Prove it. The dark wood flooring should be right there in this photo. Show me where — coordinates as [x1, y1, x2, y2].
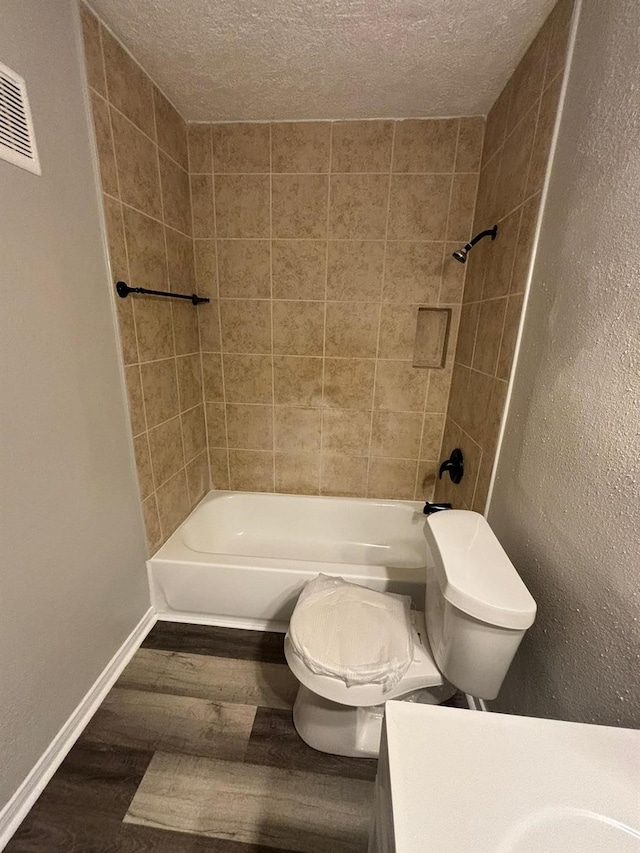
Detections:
[6, 622, 466, 852]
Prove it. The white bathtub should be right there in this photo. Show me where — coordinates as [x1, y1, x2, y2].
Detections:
[148, 490, 430, 632]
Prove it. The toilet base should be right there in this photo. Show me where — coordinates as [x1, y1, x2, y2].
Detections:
[292, 682, 456, 758]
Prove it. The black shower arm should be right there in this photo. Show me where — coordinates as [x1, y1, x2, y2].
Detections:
[461, 225, 498, 253]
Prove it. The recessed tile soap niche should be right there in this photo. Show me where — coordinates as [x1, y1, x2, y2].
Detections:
[413, 307, 451, 369]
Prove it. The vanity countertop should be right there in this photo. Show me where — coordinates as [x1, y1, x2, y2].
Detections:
[381, 701, 640, 852]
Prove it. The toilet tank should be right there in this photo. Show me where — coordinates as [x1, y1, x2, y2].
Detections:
[424, 510, 536, 700]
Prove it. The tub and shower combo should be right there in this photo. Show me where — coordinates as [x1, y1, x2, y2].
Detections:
[148, 490, 429, 630]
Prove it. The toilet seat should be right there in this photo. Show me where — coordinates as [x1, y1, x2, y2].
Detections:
[287, 574, 416, 690]
[285, 610, 443, 707]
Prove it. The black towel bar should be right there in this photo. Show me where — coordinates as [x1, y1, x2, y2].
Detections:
[115, 280, 210, 305]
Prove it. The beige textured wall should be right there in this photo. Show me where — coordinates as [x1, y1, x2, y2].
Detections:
[489, 0, 640, 727]
[0, 0, 149, 813]
[191, 119, 483, 499]
[81, 5, 209, 551]
[435, 0, 574, 511]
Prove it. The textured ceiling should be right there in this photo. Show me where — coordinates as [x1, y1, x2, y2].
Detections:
[88, 0, 558, 122]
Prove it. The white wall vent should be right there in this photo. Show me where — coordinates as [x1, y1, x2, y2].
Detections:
[0, 61, 40, 175]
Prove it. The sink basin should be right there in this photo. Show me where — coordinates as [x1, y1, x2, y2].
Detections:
[379, 702, 640, 852]
[500, 808, 640, 852]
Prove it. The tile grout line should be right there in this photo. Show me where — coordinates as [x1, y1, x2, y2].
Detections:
[209, 127, 232, 491]
[216, 296, 464, 304]
[193, 236, 466, 244]
[106, 96, 189, 174]
[101, 189, 193, 243]
[481, 79, 542, 175]
[317, 124, 334, 495]
[200, 402, 447, 413]
[452, 365, 509, 397]
[153, 80, 190, 531]
[99, 25, 140, 369]
[421, 119, 462, 501]
[189, 129, 213, 501]
[269, 123, 277, 493]
[435, 119, 471, 431]
[435, 119, 460, 309]
[201, 447, 428, 462]
[460, 293, 520, 307]
[521, 91, 546, 226]
[469, 447, 486, 511]
[449, 416, 484, 452]
[466, 120, 492, 372]
[365, 123, 396, 500]
[490, 190, 543, 239]
[474, 114, 488, 183]
[493, 206, 527, 380]
[139, 350, 460, 366]
[189, 115, 486, 126]
[185, 169, 480, 177]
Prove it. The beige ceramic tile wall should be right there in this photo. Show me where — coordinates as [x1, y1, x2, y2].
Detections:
[435, 0, 574, 511]
[191, 117, 484, 499]
[81, 5, 208, 552]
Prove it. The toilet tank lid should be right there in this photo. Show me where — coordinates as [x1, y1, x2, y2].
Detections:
[425, 510, 536, 630]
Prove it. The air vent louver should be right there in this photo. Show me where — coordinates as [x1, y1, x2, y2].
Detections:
[0, 61, 40, 175]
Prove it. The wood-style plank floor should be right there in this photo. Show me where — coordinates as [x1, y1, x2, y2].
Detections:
[6, 621, 466, 852]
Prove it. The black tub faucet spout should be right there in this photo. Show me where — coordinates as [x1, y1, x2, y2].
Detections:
[423, 502, 452, 515]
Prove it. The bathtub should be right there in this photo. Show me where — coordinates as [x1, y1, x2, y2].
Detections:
[148, 490, 430, 632]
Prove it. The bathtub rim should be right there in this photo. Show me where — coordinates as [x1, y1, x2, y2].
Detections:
[152, 489, 430, 568]
[148, 490, 431, 633]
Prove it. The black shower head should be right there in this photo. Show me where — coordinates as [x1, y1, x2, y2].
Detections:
[452, 225, 498, 263]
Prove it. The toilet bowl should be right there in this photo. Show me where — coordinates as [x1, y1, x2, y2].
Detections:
[284, 510, 537, 758]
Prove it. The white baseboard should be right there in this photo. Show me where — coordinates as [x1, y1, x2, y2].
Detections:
[0, 607, 156, 851]
[156, 610, 288, 634]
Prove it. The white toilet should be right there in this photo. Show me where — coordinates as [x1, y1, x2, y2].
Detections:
[284, 509, 537, 758]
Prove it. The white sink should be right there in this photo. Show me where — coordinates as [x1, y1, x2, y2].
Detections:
[375, 702, 640, 852]
[500, 808, 640, 852]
